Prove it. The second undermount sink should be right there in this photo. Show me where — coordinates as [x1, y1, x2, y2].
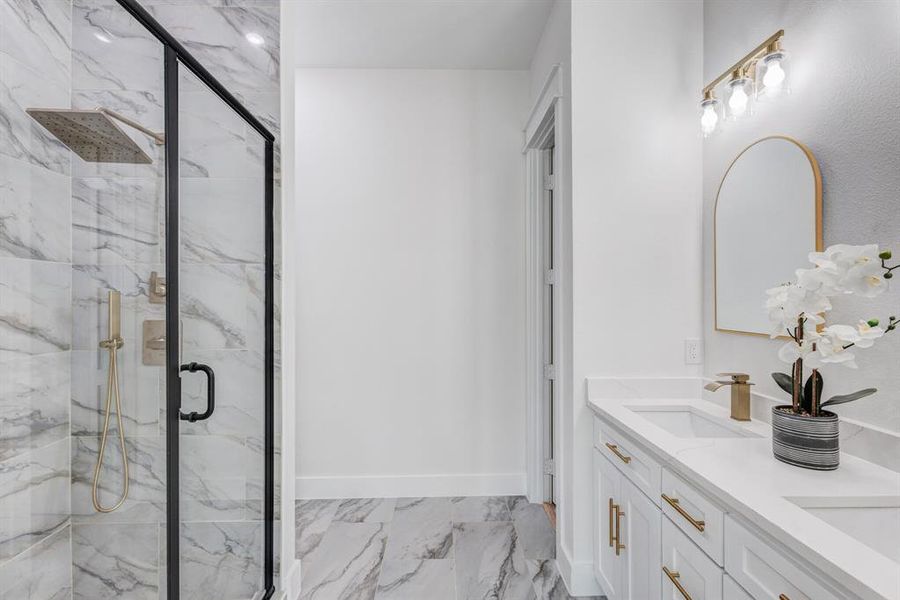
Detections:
[785, 496, 900, 564]
[628, 405, 761, 439]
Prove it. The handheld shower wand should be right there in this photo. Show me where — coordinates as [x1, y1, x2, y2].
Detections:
[93, 290, 130, 513]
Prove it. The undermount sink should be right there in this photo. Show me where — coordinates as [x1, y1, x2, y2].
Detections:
[628, 405, 761, 439]
[785, 496, 900, 564]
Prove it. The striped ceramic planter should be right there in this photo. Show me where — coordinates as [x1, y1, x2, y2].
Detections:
[771, 406, 840, 471]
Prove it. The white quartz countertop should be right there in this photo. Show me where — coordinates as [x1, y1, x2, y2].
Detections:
[588, 395, 900, 600]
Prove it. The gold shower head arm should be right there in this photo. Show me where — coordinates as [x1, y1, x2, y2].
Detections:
[97, 108, 165, 145]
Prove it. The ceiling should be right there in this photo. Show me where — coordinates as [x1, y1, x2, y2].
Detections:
[287, 0, 555, 70]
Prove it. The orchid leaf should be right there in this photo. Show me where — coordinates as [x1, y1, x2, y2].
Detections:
[771, 373, 796, 399]
[821, 388, 878, 408]
[803, 371, 823, 414]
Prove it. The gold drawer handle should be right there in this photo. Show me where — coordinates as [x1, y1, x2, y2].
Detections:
[779, 596, 791, 600]
[662, 493, 706, 533]
[605, 442, 632, 464]
[608, 498, 615, 548]
[614, 503, 625, 555]
[663, 566, 692, 600]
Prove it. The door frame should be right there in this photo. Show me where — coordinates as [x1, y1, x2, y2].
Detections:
[524, 65, 567, 505]
[114, 2, 276, 598]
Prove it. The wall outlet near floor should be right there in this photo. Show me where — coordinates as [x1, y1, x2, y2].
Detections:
[684, 338, 703, 364]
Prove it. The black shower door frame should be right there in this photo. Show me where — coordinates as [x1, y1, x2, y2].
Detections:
[114, 1, 276, 598]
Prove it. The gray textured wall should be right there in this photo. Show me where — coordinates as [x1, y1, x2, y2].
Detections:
[703, 1, 900, 435]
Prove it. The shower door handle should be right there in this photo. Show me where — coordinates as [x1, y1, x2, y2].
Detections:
[179, 362, 215, 422]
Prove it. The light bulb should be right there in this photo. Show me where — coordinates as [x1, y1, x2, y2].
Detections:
[763, 59, 786, 89]
[728, 85, 748, 116]
[700, 103, 718, 136]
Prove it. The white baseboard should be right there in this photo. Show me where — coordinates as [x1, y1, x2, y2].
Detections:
[295, 472, 526, 499]
[556, 541, 603, 597]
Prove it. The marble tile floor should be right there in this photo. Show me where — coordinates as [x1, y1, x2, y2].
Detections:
[296, 496, 605, 600]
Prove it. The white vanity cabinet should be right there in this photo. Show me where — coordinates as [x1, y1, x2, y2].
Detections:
[592, 449, 662, 600]
[592, 415, 856, 600]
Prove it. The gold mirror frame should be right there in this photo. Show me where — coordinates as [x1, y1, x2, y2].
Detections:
[714, 135, 823, 337]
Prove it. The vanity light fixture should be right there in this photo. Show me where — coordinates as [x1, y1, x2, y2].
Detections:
[700, 30, 789, 134]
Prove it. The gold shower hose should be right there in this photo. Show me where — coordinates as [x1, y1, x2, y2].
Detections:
[93, 333, 130, 512]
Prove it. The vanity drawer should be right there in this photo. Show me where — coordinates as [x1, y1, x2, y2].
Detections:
[662, 517, 723, 600]
[724, 574, 753, 600]
[724, 516, 843, 600]
[661, 468, 725, 565]
[595, 419, 661, 505]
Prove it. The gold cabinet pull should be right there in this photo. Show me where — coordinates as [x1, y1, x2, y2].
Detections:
[663, 566, 692, 600]
[662, 493, 706, 533]
[605, 442, 632, 464]
[779, 596, 791, 600]
[608, 498, 615, 547]
[614, 504, 625, 555]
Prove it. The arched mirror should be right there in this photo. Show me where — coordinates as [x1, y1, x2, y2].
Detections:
[715, 136, 822, 336]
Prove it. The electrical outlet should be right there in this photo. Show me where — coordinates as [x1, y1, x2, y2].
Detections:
[685, 338, 703, 364]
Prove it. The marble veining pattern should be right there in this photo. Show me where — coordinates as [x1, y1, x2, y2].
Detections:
[0, 436, 70, 560]
[0, 351, 70, 461]
[0, 523, 72, 600]
[296, 496, 599, 600]
[73, 522, 159, 600]
[0, 155, 72, 262]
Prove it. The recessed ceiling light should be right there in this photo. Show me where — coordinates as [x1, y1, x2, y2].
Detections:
[245, 32, 265, 46]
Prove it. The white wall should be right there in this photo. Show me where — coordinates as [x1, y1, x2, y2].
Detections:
[703, 1, 900, 437]
[565, 0, 704, 594]
[294, 68, 530, 497]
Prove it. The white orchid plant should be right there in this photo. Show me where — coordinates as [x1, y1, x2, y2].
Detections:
[765, 244, 898, 417]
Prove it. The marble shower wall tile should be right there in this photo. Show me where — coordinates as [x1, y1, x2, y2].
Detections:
[180, 262, 264, 351]
[72, 0, 163, 93]
[72, 177, 163, 265]
[0, 52, 72, 175]
[0, 351, 70, 461]
[0, 437, 70, 560]
[147, 4, 279, 92]
[0, 258, 72, 360]
[180, 521, 264, 600]
[73, 522, 159, 600]
[71, 434, 165, 523]
[0, 0, 72, 89]
[0, 156, 72, 262]
[179, 434, 259, 521]
[180, 178, 264, 263]
[0, 523, 72, 600]
[70, 348, 160, 438]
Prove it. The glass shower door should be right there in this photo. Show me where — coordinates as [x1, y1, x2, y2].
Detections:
[172, 61, 268, 600]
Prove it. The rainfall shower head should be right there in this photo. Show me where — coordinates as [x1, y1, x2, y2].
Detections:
[26, 107, 164, 164]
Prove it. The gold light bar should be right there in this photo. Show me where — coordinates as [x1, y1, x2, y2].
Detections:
[703, 30, 785, 95]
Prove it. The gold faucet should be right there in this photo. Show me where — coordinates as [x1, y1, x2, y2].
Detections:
[704, 373, 753, 421]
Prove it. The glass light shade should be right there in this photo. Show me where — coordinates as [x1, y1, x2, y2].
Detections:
[756, 50, 791, 100]
[725, 76, 754, 120]
[699, 97, 722, 137]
